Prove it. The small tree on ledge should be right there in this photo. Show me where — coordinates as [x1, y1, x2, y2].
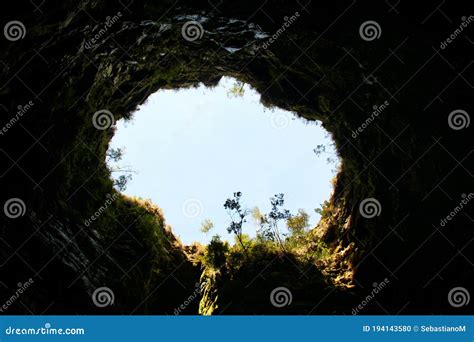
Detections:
[223, 192, 249, 252]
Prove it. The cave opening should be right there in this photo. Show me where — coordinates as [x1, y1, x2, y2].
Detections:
[107, 76, 340, 245]
[2, 0, 470, 315]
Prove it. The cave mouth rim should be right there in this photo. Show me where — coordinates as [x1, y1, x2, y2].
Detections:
[105, 76, 342, 245]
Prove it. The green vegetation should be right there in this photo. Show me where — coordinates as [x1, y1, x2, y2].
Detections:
[200, 219, 214, 235]
[252, 193, 291, 250]
[222, 192, 330, 257]
[203, 235, 229, 269]
[83, 195, 199, 313]
[314, 200, 331, 220]
[197, 231, 335, 314]
[227, 80, 245, 98]
[106, 147, 134, 191]
[193, 192, 336, 314]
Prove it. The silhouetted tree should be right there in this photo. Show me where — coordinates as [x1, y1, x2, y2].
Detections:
[253, 193, 291, 251]
[106, 147, 124, 162]
[106, 147, 135, 191]
[223, 192, 249, 252]
[313, 144, 337, 164]
[114, 174, 132, 191]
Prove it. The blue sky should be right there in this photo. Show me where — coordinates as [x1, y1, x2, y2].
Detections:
[108, 77, 338, 245]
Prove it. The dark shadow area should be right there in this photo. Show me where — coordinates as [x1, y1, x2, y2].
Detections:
[0, 0, 472, 315]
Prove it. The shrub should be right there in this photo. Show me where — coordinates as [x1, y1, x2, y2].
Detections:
[204, 235, 230, 269]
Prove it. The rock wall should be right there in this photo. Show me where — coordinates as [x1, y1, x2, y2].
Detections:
[0, 0, 472, 314]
